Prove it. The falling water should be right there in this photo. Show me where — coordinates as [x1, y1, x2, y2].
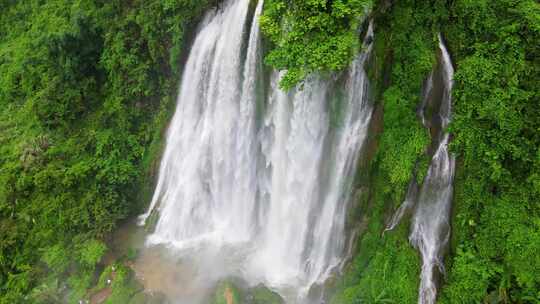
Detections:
[384, 179, 419, 232]
[384, 34, 455, 304]
[410, 35, 455, 304]
[139, 0, 374, 301]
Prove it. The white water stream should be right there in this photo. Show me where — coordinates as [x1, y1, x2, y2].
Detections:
[385, 35, 456, 304]
[410, 36, 455, 304]
[139, 0, 374, 302]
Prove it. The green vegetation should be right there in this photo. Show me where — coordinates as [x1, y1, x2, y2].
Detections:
[100, 264, 142, 304]
[31, 238, 106, 303]
[0, 0, 214, 302]
[246, 285, 284, 304]
[260, 0, 372, 89]
[440, 1, 540, 302]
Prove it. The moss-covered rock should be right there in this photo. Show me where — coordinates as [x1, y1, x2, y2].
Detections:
[212, 281, 243, 304]
[245, 285, 284, 304]
[211, 281, 285, 304]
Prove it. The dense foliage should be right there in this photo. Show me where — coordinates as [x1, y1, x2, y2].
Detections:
[260, 0, 371, 89]
[441, 0, 540, 302]
[0, 0, 213, 302]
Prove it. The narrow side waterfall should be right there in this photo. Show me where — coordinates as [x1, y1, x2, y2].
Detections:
[384, 34, 455, 304]
[410, 36, 455, 304]
[139, 0, 374, 301]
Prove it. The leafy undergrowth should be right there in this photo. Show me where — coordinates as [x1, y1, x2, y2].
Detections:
[439, 1, 540, 302]
[0, 0, 214, 301]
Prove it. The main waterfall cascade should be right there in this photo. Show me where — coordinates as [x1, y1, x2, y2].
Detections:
[385, 35, 456, 304]
[139, 0, 375, 302]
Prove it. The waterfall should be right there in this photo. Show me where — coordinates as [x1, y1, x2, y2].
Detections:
[139, 0, 374, 301]
[384, 179, 419, 232]
[410, 35, 455, 304]
[385, 34, 455, 304]
[139, 0, 254, 244]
